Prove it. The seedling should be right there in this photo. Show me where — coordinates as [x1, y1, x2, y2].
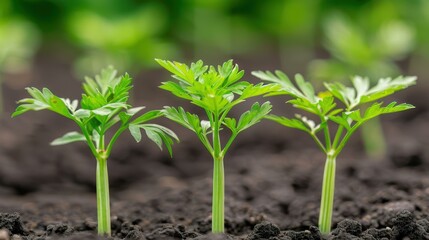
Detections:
[253, 71, 416, 234]
[12, 67, 178, 236]
[309, 13, 415, 159]
[157, 59, 279, 233]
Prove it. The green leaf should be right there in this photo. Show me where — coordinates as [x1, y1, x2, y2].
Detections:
[119, 106, 145, 124]
[129, 124, 142, 142]
[236, 102, 272, 133]
[74, 109, 91, 118]
[159, 81, 193, 100]
[12, 87, 73, 119]
[362, 102, 415, 121]
[50, 131, 86, 146]
[239, 83, 280, 100]
[329, 114, 351, 130]
[360, 76, 416, 103]
[131, 110, 163, 125]
[156, 59, 200, 84]
[130, 123, 179, 157]
[265, 115, 310, 133]
[162, 106, 202, 134]
[223, 117, 237, 133]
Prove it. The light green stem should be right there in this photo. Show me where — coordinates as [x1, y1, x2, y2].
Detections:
[361, 117, 386, 160]
[96, 156, 111, 236]
[0, 79, 3, 115]
[212, 156, 225, 233]
[318, 154, 336, 234]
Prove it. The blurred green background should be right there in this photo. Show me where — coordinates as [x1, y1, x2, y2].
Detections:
[0, 0, 427, 174]
[2, 0, 428, 77]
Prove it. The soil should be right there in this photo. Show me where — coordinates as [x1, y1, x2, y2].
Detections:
[1, 54, 429, 240]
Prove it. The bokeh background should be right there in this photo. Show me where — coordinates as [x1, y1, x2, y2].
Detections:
[0, 0, 427, 196]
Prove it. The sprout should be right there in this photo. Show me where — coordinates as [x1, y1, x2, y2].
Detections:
[12, 67, 178, 236]
[253, 70, 416, 234]
[157, 59, 279, 233]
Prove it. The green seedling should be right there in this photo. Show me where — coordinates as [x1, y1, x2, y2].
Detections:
[12, 67, 178, 236]
[253, 71, 416, 234]
[309, 13, 415, 159]
[157, 59, 278, 233]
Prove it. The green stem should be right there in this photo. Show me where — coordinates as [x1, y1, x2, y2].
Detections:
[361, 117, 386, 160]
[334, 123, 361, 156]
[212, 156, 225, 233]
[211, 113, 225, 233]
[78, 125, 98, 157]
[222, 133, 237, 156]
[96, 156, 111, 236]
[106, 126, 127, 156]
[332, 126, 344, 149]
[0, 79, 3, 115]
[310, 133, 327, 153]
[213, 117, 221, 158]
[318, 154, 336, 235]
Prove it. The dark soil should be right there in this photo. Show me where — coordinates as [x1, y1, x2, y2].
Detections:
[1, 54, 429, 240]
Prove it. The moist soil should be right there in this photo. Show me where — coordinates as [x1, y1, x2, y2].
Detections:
[1, 55, 429, 239]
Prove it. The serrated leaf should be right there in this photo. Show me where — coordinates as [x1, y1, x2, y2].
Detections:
[92, 108, 112, 116]
[131, 110, 163, 125]
[12, 87, 74, 119]
[265, 115, 310, 133]
[347, 110, 362, 122]
[236, 102, 272, 133]
[130, 123, 179, 157]
[156, 59, 197, 85]
[119, 107, 146, 124]
[159, 81, 193, 100]
[361, 76, 416, 103]
[239, 83, 280, 100]
[162, 107, 202, 134]
[362, 102, 415, 121]
[129, 124, 142, 142]
[223, 117, 237, 133]
[50, 132, 86, 146]
[74, 109, 91, 118]
[329, 115, 351, 130]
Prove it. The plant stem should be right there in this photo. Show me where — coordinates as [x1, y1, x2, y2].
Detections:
[96, 156, 111, 236]
[361, 117, 386, 160]
[318, 154, 336, 235]
[0, 80, 3, 115]
[212, 156, 225, 233]
[211, 114, 225, 233]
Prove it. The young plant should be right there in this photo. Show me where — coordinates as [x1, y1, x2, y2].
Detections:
[253, 71, 416, 234]
[12, 67, 178, 236]
[157, 59, 279, 233]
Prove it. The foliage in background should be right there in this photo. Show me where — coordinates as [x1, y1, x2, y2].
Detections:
[66, 3, 177, 75]
[0, 5, 40, 114]
[309, 13, 414, 82]
[5, 0, 429, 74]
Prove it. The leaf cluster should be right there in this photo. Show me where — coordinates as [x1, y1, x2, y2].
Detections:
[158, 59, 278, 158]
[13, 66, 177, 158]
[253, 70, 416, 157]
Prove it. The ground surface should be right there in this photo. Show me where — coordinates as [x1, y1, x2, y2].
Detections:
[1, 55, 428, 239]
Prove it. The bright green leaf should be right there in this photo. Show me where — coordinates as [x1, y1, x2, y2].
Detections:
[50, 131, 86, 146]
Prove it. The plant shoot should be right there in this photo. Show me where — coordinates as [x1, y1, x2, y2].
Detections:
[12, 67, 178, 236]
[253, 71, 416, 234]
[157, 59, 279, 233]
